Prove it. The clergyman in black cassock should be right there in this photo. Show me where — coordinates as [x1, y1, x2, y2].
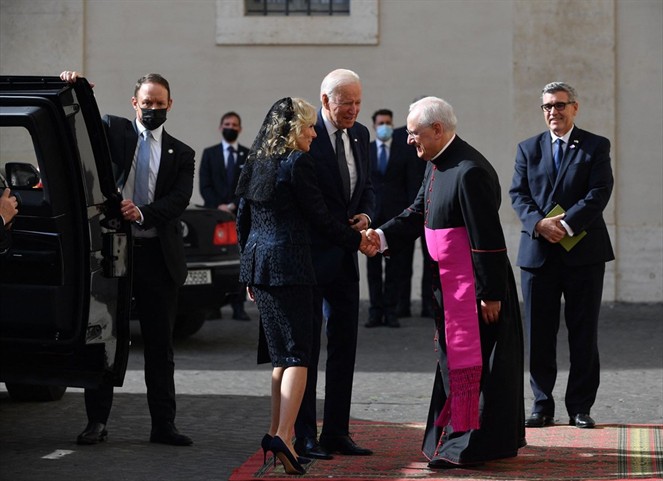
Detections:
[367, 96, 526, 468]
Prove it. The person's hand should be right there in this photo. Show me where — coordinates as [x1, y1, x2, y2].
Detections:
[359, 229, 380, 257]
[120, 199, 141, 223]
[60, 70, 95, 88]
[359, 230, 378, 257]
[480, 300, 501, 324]
[218, 203, 234, 214]
[535, 214, 566, 243]
[0, 188, 18, 229]
[349, 214, 369, 231]
[246, 286, 255, 302]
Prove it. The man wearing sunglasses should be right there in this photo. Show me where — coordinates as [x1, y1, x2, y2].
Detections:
[510, 82, 614, 430]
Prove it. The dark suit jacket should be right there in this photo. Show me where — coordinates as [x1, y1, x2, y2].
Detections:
[103, 115, 195, 285]
[237, 150, 361, 287]
[510, 126, 614, 268]
[0, 225, 10, 254]
[308, 110, 374, 284]
[199, 142, 249, 209]
[369, 137, 421, 226]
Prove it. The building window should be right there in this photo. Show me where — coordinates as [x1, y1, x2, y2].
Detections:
[216, 0, 377, 45]
[245, 0, 350, 16]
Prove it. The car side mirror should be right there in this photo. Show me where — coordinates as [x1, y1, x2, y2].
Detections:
[5, 162, 41, 189]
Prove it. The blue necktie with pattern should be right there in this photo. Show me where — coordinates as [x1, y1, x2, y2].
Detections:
[134, 131, 151, 205]
[553, 138, 564, 176]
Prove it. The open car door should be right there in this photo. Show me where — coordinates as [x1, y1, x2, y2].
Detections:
[0, 76, 131, 400]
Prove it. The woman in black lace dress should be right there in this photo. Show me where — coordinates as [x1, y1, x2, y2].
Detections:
[235, 98, 371, 474]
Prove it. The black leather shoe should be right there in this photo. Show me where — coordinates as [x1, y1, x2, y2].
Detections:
[294, 437, 333, 460]
[319, 434, 373, 456]
[364, 317, 383, 328]
[76, 422, 107, 445]
[569, 413, 595, 428]
[233, 309, 251, 321]
[150, 423, 193, 446]
[525, 413, 555, 427]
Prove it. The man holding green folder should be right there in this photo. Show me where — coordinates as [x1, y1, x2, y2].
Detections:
[510, 82, 614, 430]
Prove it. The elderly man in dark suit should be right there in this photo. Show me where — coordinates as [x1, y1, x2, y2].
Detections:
[61, 70, 194, 447]
[294, 68, 375, 460]
[510, 82, 614, 430]
[199, 111, 251, 320]
[364, 109, 421, 328]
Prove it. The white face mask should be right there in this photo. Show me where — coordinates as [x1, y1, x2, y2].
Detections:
[376, 124, 393, 141]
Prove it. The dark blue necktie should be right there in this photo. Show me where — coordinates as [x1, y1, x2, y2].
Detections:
[553, 138, 564, 176]
[335, 130, 351, 201]
[378, 144, 388, 175]
[134, 131, 151, 205]
[227, 146, 236, 190]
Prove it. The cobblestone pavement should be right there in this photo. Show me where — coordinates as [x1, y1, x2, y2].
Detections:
[1, 302, 661, 481]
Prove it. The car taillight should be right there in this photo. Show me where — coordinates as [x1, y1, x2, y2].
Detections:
[213, 220, 237, 246]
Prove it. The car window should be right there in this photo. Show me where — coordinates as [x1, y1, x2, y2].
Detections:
[0, 125, 43, 193]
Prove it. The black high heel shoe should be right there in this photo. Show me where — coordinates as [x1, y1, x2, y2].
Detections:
[261, 434, 311, 465]
[261, 434, 272, 464]
[270, 435, 305, 475]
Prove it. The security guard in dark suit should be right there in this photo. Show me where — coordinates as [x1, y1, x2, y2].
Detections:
[61, 70, 195, 446]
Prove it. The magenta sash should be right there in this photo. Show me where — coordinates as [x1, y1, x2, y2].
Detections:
[425, 226, 482, 432]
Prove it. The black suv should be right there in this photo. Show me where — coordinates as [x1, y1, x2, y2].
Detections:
[0, 76, 241, 401]
[0, 76, 132, 401]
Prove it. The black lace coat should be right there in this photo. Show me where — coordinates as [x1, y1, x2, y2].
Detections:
[237, 150, 361, 287]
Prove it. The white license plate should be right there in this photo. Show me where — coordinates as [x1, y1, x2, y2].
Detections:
[184, 269, 212, 286]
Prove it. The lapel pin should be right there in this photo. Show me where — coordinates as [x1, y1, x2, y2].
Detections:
[168, 149, 174, 154]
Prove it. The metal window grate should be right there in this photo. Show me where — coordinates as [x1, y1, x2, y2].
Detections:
[245, 0, 350, 16]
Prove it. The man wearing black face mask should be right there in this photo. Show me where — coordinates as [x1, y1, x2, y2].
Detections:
[199, 111, 251, 321]
[60, 70, 195, 447]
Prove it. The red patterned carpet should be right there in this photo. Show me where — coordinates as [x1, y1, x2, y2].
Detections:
[229, 421, 662, 480]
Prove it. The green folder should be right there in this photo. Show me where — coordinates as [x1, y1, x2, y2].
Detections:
[545, 204, 587, 252]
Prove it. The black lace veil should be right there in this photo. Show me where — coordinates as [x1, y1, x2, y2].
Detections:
[235, 97, 295, 202]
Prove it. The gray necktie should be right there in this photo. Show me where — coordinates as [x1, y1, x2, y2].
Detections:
[134, 131, 151, 205]
[335, 130, 351, 201]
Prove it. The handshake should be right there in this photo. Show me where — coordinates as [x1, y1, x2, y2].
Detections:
[359, 229, 381, 257]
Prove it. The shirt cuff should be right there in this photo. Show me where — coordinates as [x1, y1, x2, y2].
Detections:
[375, 228, 388, 253]
[136, 207, 145, 225]
[560, 219, 575, 236]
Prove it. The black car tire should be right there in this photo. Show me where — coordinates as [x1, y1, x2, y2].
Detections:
[5, 383, 67, 402]
[173, 310, 207, 339]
